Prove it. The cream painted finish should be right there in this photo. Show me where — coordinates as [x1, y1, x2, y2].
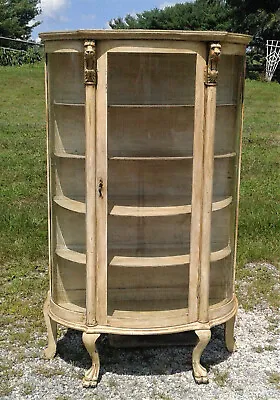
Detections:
[41, 30, 250, 387]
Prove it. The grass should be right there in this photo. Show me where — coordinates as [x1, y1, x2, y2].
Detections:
[212, 368, 230, 387]
[36, 365, 65, 378]
[236, 79, 280, 308]
[0, 64, 279, 342]
[267, 372, 280, 390]
[238, 79, 280, 267]
[0, 63, 47, 335]
[22, 382, 34, 396]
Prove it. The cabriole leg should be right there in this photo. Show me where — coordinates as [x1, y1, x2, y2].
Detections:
[82, 333, 101, 387]
[225, 314, 237, 352]
[43, 291, 57, 359]
[192, 329, 211, 384]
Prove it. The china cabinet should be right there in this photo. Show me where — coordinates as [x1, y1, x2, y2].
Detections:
[40, 29, 251, 386]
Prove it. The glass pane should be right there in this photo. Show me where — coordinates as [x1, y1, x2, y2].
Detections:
[107, 52, 196, 316]
[108, 107, 194, 158]
[108, 53, 196, 105]
[48, 53, 85, 103]
[108, 159, 193, 208]
[52, 257, 86, 309]
[48, 52, 86, 310]
[53, 104, 85, 156]
[217, 55, 244, 105]
[209, 256, 233, 306]
[210, 55, 245, 304]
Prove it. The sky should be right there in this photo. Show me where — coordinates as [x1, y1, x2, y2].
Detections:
[33, 1, 183, 40]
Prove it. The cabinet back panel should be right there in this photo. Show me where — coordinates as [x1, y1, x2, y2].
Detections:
[54, 158, 85, 199]
[53, 105, 85, 155]
[217, 55, 244, 105]
[108, 215, 191, 255]
[53, 257, 86, 308]
[48, 53, 85, 103]
[211, 207, 232, 251]
[209, 256, 233, 305]
[215, 106, 238, 154]
[108, 265, 189, 289]
[213, 158, 235, 198]
[108, 107, 194, 157]
[108, 160, 193, 206]
[55, 207, 85, 249]
[107, 53, 196, 105]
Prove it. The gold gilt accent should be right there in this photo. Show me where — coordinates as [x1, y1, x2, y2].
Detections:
[84, 40, 96, 85]
[205, 43, 221, 86]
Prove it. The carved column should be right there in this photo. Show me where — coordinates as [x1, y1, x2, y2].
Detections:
[84, 40, 97, 325]
[199, 43, 221, 323]
[84, 40, 97, 85]
[205, 43, 221, 86]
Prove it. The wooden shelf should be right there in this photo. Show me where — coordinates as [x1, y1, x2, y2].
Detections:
[108, 303, 189, 327]
[109, 196, 232, 217]
[54, 196, 85, 213]
[109, 245, 231, 267]
[110, 204, 191, 217]
[54, 101, 85, 107]
[109, 154, 235, 162]
[56, 247, 86, 264]
[108, 104, 194, 108]
[109, 156, 193, 161]
[110, 254, 190, 267]
[53, 151, 85, 159]
[59, 302, 86, 313]
[212, 196, 232, 211]
[53, 195, 232, 217]
[214, 152, 236, 159]
[210, 244, 231, 262]
[216, 103, 237, 107]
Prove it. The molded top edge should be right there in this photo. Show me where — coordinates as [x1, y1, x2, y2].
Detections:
[39, 29, 251, 44]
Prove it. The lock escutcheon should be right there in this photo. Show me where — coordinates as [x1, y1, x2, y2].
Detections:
[98, 179, 103, 198]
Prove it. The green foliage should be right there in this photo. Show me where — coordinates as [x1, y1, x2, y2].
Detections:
[110, 0, 280, 81]
[0, 0, 41, 39]
[227, 1, 280, 80]
[110, 1, 232, 31]
[0, 46, 42, 66]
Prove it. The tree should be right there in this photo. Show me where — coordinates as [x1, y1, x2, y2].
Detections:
[227, 0, 280, 80]
[110, 1, 233, 32]
[0, 0, 41, 40]
[110, 1, 280, 81]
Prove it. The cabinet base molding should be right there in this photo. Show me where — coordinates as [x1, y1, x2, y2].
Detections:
[44, 294, 238, 385]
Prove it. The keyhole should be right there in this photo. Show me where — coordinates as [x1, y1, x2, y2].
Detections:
[98, 179, 103, 198]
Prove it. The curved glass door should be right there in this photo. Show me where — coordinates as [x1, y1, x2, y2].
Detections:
[105, 50, 197, 322]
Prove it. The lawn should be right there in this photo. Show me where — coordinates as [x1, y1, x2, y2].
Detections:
[0, 63, 279, 333]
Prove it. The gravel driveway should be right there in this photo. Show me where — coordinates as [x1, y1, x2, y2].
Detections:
[1, 304, 279, 400]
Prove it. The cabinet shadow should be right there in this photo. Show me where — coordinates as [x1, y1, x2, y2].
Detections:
[56, 324, 232, 378]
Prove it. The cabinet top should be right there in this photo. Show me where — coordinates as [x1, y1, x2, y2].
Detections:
[39, 29, 251, 44]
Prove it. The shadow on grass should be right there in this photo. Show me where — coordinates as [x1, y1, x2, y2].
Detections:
[56, 324, 232, 380]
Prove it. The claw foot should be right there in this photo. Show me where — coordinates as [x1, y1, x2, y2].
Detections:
[44, 345, 57, 360]
[193, 365, 209, 384]
[82, 332, 100, 388]
[82, 365, 99, 388]
[192, 329, 211, 384]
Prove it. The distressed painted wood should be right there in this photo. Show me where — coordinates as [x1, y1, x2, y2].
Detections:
[193, 329, 211, 383]
[41, 30, 250, 386]
[82, 333, 101, 387]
